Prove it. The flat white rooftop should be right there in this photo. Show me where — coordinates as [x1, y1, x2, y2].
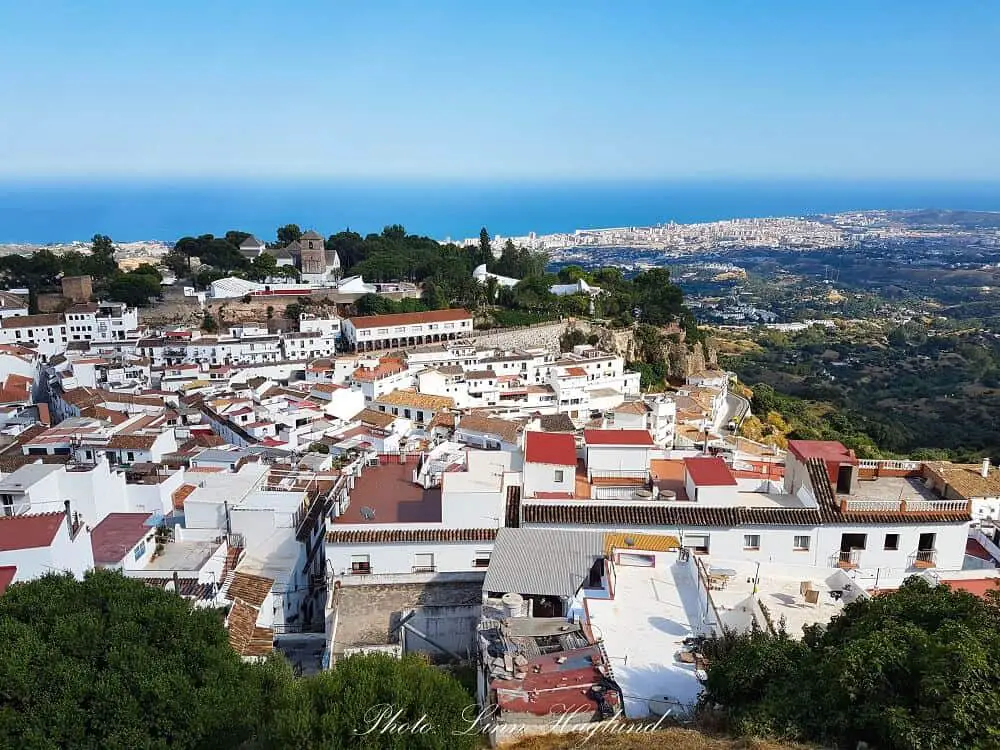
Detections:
[735, 491, 810, 509]
[707, 558, 858, 637]
[584, 555, 703, 718]
[144, 541, 220, 572]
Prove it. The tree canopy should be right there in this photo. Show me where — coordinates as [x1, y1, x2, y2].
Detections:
[0, 572, 481, 750]
[0, 571, 260, 749]
[702, 577, 1000, 750]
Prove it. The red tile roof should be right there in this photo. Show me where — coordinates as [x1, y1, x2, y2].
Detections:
[788, 440, 856, 465]
[564, 366, 587, 377]
[524, 431, 577, 466]
[348, 308, 471, 330]
[684, 456, 738, 486]
[172, 484, 197, 510]
[0, 565, 16, 595]
[583, 428, 654, 446]
[90, 513, 153, 565]
[0, 512, 64, 551]
[326, 528, 497, 544]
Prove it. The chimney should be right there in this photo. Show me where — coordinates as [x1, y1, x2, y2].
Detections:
[63, 500, 72, 534]
[983, 458, 991, 479]
[172, 570, 180, 593]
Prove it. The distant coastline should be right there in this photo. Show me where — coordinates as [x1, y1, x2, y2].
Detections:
[1, 178, 1000, 245]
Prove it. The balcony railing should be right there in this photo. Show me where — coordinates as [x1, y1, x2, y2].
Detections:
[841, 497, 968, 514]
[909, 549, 937, 569]
[411, 566, 437, 574]
[832, 550, 861, 569]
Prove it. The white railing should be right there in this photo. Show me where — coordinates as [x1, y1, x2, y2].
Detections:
[907, 499, 968, 513]
[857, 459, 921, 472]
[592, 486, 645, 501]
[843, 498, 903, 513]
[843, 497, 967, 514]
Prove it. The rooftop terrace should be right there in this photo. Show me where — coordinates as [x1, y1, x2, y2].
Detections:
[333, 456, 441, 525]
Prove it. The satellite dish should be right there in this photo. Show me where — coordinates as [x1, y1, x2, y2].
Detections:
[360, 506, 376, 520]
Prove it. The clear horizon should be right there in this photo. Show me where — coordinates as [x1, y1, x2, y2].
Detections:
[1, 2, 998, 181]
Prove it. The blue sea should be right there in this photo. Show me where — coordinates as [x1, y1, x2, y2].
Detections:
[1, 179, 1000, 245]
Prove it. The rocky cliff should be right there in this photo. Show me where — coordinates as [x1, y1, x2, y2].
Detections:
[565, 320, 718, 380]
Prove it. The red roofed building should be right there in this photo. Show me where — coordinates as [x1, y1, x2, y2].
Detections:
[0, 510, 93, 582]
[343, 309, 473, 352]
[683, 456, 739, 504]
[523, 431, 578, 498]
[90, 512, 157, 570]
[582, 429, 656, 484]
[0, 565, 16, 596]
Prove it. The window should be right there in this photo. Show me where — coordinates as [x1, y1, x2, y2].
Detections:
[884, 533, 900, 550]
[134, 541, 146, 561]
[683, 534, 710, 554]
[126, 452, 135, 462]
[743, 534, 760, 550]
[350, 554, 371, 574]
[473, 550, 491, 568]
[793, 535, 811, 551]
[554, 469, 564, 482]
[413, 553, 435, 572]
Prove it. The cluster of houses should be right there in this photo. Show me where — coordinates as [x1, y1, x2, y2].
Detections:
[1, 290, 999, 744]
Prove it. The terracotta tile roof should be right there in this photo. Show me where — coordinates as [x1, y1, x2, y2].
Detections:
[524, 431, 576, 466]
[684, 456, 737, 486]
[1, 313, 64, 329]
[564, 366, 587, 377]
[374, 389, 453, 412]
[227, 600, 274, 657]
[90, 513, 153, 565]
[604, 532, 680, 555]
[348, 308, 471, 330]
[0, 453, 70, 474]
[0, 512, 65, 551]
[172, 484, 197, 510]
[326, 528, 497, 544]
[925, 461, 1000, 500]
[0, 565, 16, 595]
[536, 413, 575, 433]
[79, 405, 129, 425]
[456, 413, 523, 444]
[614, 400, 651, 415]
[428, 411, 455, 430]
[465, 370, 497, 380]
[583, 428, 654, 446]
[352, 408, 396, 429]
[226, 572, 274, 607]
[106, 434, 158, 450]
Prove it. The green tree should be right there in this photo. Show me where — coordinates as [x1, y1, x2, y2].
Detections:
[276, 224, 302, 246]
[0, 571, 261, 749]
[702, 577, 1000, 749]
[283, 302, 304, 321]
[163, 251, 191, 278]
[202, 311, 219, 333]
[256, 653, 479, 750]
[249, 253, 278, 282]
[355, 293, 395, 316]
[107, 271, 161, 307]
[85, 233, 119, 277]
[132, 263, 163, 282]
[477, 227, 493, 268]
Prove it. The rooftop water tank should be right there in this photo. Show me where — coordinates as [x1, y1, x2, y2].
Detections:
[501, 592, 524, 618]
[658, 489, 677, 501]
[634, 489, 653, 500]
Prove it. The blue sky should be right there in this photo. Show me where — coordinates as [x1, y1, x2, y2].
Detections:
[1, 1, 997, 180]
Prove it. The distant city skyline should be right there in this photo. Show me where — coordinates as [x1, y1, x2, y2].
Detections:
[1, 1, 999, 181]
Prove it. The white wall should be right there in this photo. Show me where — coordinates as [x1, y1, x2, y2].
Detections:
[0, 522, 95, 581]
[523, 460, 575, 497]
[585, 445, 650, 475]
[126, 470, 185, 517]
[327, 540, 492, 577]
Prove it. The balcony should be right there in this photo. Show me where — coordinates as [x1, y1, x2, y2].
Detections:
[411, 566, 437, 574]
[832, 550, 861, 569]
[909, 549, 937, 569]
